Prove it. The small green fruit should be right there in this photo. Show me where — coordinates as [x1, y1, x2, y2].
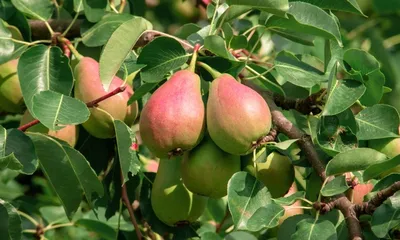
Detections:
[207, 74, 271, 155]
[0, 59, 24, 113]
[74, 57, 138, 139]
[151, 157, 207, 226]
[181, 136, 240, 198]
[243, 151, 294, 198]
[369, 137, 400, 176]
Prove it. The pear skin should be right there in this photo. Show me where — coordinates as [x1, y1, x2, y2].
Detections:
[0, 59, 24, 113]
[369, 137, 400, 176]
[182, 136, 240, 198]
[207, 74, 271, 155]
[151, 157, 207, 226]
[74, 57, 138, 138]
[139, 70, 205, 157]
[243, 151, 294, 198]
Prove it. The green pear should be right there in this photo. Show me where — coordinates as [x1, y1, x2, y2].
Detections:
[181, 136, 240, 198]
[369, 137, 400, 176]
[207, 74, 271, 155]
[151, 157, 207, 226]
[139, 70, 205, 157]
[0, 59, 24, 113]
[243, 151, 294, 198]
[20, 110, 78, 147]
[74, 57, 138, 139]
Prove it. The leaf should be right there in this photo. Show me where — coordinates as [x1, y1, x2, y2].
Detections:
[81, 13, 135, 47]
[0, 0, 16, 20]
[274, 191, 306, 205]
[28, 133, 104, 219]
[268, 139, 299, 151]
[320, 175, 349, 196]
[39, 206, 69, 225]
[226, 0, 289, 16]
[204, 35, 235, 60]
[229, 35, 248, 49]
[0, 20, 14, 65]
[371, 203, 400, 238]
[18, 45, 74, 118]
[174, 23, 201, 39]
[277, 214, 313, 240]
[187, 25, 211, 45]
[127, 82, 158, 105]
[325, 148, 388, 176]
[75, 219, 116, 240]
[372, 174, 400, 192]
[322, 80, 366, 116]
[363, 155, 400, 181]
[291, 218, 337, 240]
[137, 37, 190, 83]
[245, 64, 285, 96]
[246, 203, 285, 231]
[355, 104, 400, 140]
[200, 232, 222, 240]
[100, 17, 152, 89]
[372, 0, 400, 14]
[263, 2, 342, 47]
[10, 0, 54, 20]
[83, 0, 107, 23]
[114, 120, 141, 184]
[291, 0, 365, 15]
[227, 172, 273, 230]
[198, 56, 246, 79]
[32, 90, 90, 131]
[0, 199, 22, 240]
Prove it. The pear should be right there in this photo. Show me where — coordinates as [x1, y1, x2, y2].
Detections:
[20, 110, 78, 147]
[346, 182, 374, 205]
[243, 151, 294, 198]
[207, 74, 271, 155]
[181, 135, 240, 198]
[369, 137, 400, 176]
[139, 70, 205, 157]
[151, 156, 207, 226]
[74, 57, 138, 139]
[0, 59, 24, 113]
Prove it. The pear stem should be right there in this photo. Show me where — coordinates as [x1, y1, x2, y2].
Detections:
[188, 44, 201, 73]
[196, 61, 221, 79]
[58, 37, 83, 61]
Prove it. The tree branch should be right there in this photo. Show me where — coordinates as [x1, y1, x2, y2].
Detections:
[273, 89, 326, 115]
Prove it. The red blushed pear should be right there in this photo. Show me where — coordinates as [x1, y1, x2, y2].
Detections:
[74, 57, 138, 139]
[207, 74, 272, 155]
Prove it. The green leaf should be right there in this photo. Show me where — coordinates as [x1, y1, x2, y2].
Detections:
[270, 28, 315, 46]
[28, 133, 104, 219]
[75, 219, 116, 240]
[74, 0, 84, 12]
[204, 35, 235, 60]
[174, 23, 201, 39]
[0, 199, 22, 240]
[39, 206, 69, 224]
[11, 0, 54, 20]
[320, 175, 349, 196]
[372, 174, 400, 192]
[216, 6, 252, 27]
[226, 0, 289, 16]
[291, 218, 337, 240]
[18, 45, 74, 118]
[137, 37, 190, 83]
[371, 0, 400, 15]
[200, 232, 222, 240]
[274, 191, 305, 205]
[246, 203, 285, 231]
[363, 155, 400, 181]
[0, 0, 16, 20]
[322, 80, 366, 116]
[229, 35, 248, 49]
[127, 83, 158, 105]
[325, 148, 388, 176]
[32, 90, 90, 131]
[199, 56, 246, 79]
[371, 203, 400, 238]
[114, 120, 141, 184]
[290, 0, 365, 15]
[83, 0, 107, 23]
[187, 25, 210, 45]
[100, 17, 152, 89]
[0, 126, 22, 171]
[278, 215, 313, 240]
[262, 2, 342, 47]
[227, 171, 272, 230]
[0, 20, 14, 65]
[224, 231, 257, 240]
[81, 13, 135, 47]
[355, 104, 400, 140]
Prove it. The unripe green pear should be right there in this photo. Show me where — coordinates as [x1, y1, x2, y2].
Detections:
[243, 151, 294, 198]
[151, 157, 207, 226]
[74, 57, 138, 139]
[207, 74, 271, 155]
[139, 70, 205, 157]
[20, 110, 78, 147]
[0, 59, 24, 113]
[369, 137, 400, 176]
[181, 136, 240, 198]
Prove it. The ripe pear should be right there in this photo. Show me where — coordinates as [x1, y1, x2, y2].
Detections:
[181, 136, 240, 198]
[74, 57, 138, 139]
[151, 157, 207, 226]
[346, 182, 374, 205]
[369, 137, 400, 176]
[243, 151, 294, 198]
[0, 59, 24, 113]
[20, 110, 78, 147]
[207, 74, 271, 155]
[139, 70, 205, 157]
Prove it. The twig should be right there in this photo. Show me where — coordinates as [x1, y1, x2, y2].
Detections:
[273, 89, 326, 115]
[18, 86, 126, 132]
[216, 208, 230, 233]
[120, 169, 142, 240]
